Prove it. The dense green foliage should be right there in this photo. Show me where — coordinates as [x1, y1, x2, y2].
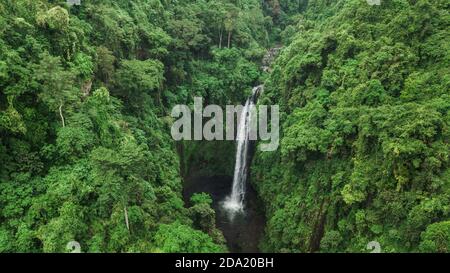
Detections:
[1, 0, 448, 254]
[253, 0, 449, 253]
[0, 0, 270, 253]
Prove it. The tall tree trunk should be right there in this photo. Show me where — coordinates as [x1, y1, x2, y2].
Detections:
[219, 28, 223, 49]
[59, 103, 65, 127]
[124, 206, 130, 232]
[227, 31, 232, 48]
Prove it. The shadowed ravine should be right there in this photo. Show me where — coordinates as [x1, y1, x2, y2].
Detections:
[182, 47, 282, 253]
[181, 99, 266, 252]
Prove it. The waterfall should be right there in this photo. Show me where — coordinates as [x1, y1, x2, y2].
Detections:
[223, 85, 263, 214]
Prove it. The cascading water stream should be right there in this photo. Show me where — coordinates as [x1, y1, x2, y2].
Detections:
[223, 85, 263, 215]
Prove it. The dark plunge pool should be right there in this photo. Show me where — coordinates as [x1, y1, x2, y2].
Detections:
[183, 175, 266, 253]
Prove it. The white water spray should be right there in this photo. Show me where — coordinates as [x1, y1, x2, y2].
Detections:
[223, 85, 263, 214]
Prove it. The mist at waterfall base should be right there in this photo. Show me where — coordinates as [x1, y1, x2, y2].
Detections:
[222, 86, 262, 219]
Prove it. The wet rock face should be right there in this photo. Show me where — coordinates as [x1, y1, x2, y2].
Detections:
[261, 46, 283, 72]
